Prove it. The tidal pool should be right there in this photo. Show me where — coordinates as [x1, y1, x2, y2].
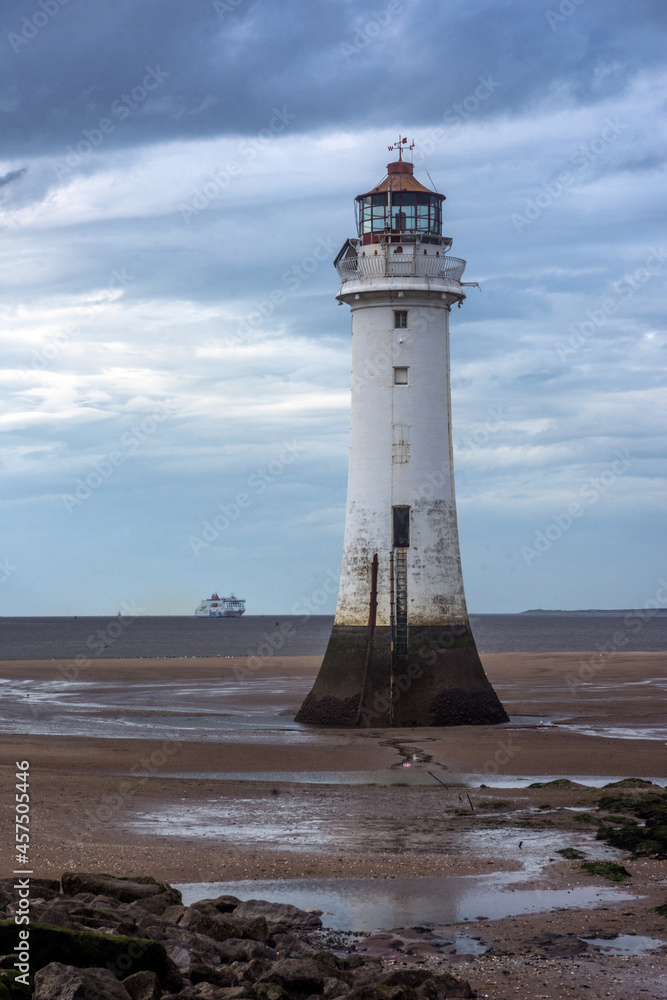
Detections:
[175, 876, 638, 932]
[580, 934, 666, 955]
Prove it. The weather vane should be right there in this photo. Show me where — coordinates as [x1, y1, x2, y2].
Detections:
[388, 135, 414, 160]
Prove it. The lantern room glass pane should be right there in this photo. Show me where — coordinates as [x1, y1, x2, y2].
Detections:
[361, 194, 387, 233]
[391, 192, 416, 231]
[429, 195, 441, 234]
[358, 190, 440, 237]
[359, 196, 372, 234]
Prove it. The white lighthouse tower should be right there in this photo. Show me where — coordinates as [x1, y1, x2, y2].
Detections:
[297, 140, 508, 727]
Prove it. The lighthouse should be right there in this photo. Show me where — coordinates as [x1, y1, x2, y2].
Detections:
[296, 140, 508, 728]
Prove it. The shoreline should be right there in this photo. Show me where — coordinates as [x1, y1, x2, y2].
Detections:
[2, 651, 665, 881]
[3, 651, 666, 998]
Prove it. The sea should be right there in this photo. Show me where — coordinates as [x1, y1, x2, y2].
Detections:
[1, 611, 666, 660]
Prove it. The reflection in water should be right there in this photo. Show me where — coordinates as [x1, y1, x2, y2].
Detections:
[175, 877, 637, 932]
[580, 934, 665, 955]
[126, 803, 626, 876]
[453, 932, 488, 955]
[4, 674, 666, 753]
[558, 722, 667, 741]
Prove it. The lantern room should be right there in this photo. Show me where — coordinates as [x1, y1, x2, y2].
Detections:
[355, 156, 445, 246]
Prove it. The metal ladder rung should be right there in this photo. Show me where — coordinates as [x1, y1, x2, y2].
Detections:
[394, 549, 408, 656]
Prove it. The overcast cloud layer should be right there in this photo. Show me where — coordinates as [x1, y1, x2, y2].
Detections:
[1, 0, 665, 616]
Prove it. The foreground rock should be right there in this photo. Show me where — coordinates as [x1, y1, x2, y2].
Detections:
[233, 900, 323, 931]
[0, 874, 475, 999]
[34, 962, 132, 999]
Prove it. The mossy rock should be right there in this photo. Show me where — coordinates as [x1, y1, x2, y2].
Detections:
[0, 921, 175, 987]
[654, 902, 667, 918]
[603, 778, 656, 789]
[594, 791, 667, 857]
[580, 861, 631, 882]
[0, 969, 31, 1000]
[596, 793, 643, 813]
[557, 847, 585, 859]
[477, 800, 509, 811]
[250, 984, 290, 1000]
[634, 838, 667, 857]
[574, 813, 603, 825]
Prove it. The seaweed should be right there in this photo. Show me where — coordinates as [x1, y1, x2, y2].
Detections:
[594, 791, 667, 858]
[574, 813, 603, 825]
[580, 861, 631, 882]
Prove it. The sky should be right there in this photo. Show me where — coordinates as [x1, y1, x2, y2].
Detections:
[1, 0, 665, 616]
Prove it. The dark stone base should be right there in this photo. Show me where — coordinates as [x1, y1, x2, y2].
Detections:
[295, 623, 509, 727]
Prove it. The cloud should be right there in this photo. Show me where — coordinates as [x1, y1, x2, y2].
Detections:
[0, 167, 26, 188]
[0, 0, 665, 613]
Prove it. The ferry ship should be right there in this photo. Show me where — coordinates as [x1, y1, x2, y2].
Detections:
[195, 593, 246, 618]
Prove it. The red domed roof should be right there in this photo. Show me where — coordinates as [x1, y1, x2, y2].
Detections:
[356, 160, 445, 201]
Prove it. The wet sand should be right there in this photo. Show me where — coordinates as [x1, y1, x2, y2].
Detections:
[1, 651, 666, 999]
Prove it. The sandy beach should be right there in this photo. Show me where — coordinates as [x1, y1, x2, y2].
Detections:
[2, 651, 666, 998]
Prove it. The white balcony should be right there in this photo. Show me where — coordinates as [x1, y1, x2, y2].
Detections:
[336, 253, 466, 283]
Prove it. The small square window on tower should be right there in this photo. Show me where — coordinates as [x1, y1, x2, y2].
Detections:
[393, 366, 409, 385]
[394, 310, 408, 328]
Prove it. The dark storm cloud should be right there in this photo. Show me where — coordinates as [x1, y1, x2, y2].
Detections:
[0, 167, 26, 187]
[1, 0, 666, 157]
[1, 0, 665, 614]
